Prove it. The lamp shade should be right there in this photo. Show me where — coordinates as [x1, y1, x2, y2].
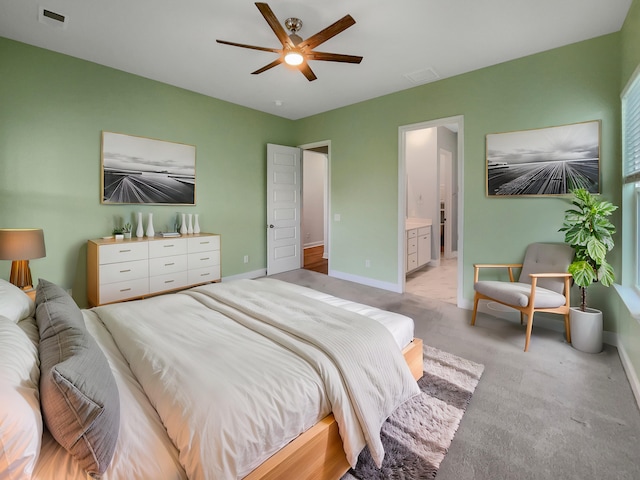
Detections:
[0, 229, 46, 260]
[0, 229, 46, 288]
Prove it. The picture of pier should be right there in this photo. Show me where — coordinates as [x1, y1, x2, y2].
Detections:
[101, 132, 196, 205]
[486, 121, 600, 196]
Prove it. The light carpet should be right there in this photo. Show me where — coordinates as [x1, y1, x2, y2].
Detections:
[342, 345, 484, 479]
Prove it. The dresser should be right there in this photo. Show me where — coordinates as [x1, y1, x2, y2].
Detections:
[87, 233, 220, 307]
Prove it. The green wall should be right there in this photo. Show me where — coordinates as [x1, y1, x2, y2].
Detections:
[0, 37, 295, 306]
[296, 33, 623, 319]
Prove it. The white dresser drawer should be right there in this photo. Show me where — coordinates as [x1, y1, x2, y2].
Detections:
[188, 236, 220, 253]
[99, 242, 148, 265]
[407, 229, 417, 239]
[407, 238, 417, 254]
[418, 226, 431, 236]
[99, 259, 149, 285]
[149, 255, 187, 277]
[188, 251, 220, 270]
[407, 253, 418, 271]
[100, 278, 149, 305]
[149, 271, 189, 294]
[188, 265, 220, 285]
[149, 238, 188, 258]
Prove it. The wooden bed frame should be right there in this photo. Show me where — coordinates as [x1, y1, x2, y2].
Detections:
[245, 338, 424, 480]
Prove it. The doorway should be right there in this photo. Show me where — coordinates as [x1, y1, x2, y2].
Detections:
[398, 116, 464, 305]
[301, 142, 330, 275]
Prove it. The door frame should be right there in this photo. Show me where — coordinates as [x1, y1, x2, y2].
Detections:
[299, 140, 331, 270]
[398, 115, 464, 305]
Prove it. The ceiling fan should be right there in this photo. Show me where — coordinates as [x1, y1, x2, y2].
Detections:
[216, 2, 363, 81]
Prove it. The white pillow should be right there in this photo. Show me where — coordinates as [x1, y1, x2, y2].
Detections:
[0, 315, 42, 479]
[0, 279, 35, 323]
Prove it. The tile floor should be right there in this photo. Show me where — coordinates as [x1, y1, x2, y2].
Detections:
[405, 257, 458, 304]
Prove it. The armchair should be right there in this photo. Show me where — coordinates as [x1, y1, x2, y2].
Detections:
[471, 243, 574, 352]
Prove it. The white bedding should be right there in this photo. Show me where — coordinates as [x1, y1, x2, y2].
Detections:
[24, 278, 419, 480]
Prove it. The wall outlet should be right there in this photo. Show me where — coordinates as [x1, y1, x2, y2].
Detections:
[365, 259, 371, 268]
[243, 255, 249, 264]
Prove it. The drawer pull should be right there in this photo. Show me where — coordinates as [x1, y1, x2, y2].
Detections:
[165, 263, 175, 266]
[119, 249, 132, 253]
[199, 241, 210, 245]
[200, 273, 211, 277]
[200, 257, 210, 261]
[164, 244, 174, 248]
[164, 280, 175, 284]
[119, 269, 131, 273]
[120, 288, 131, 293]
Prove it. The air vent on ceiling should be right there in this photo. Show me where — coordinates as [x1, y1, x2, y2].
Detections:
[403, 67, 440, 85]
[38, 6, 69, 29]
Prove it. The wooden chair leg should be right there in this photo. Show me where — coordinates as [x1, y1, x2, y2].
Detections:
[524, 312, 535, 352]
[471, 293, 479, 325]
[564, 313, 571, 344]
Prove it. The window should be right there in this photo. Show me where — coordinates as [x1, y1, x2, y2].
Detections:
[622, 66, 640, 289]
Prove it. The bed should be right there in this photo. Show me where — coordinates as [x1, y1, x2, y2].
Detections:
[0, 276, 424, 480]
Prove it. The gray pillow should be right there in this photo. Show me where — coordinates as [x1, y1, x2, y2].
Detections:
[35, 279, 120, 476]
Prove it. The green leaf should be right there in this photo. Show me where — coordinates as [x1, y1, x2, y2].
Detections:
[568, 260, 596, 288]
[586, 237, 607, 264]
[598, 261, 615, 287]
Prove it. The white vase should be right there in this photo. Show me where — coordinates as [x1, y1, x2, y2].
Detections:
[146, 213, 155, 238]
[194, 214, 200, 234]
[136, 212, 144, 238]
[180, 213, 188, 234]
[187, 214, 193, 234]
[570, 307, 603, 353]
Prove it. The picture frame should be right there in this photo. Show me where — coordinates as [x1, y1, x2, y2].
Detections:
[101, 131, 196, 205]
[486, 120, 600, 196]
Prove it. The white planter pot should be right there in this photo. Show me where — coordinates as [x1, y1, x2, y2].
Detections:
[570, 307, 603, 354]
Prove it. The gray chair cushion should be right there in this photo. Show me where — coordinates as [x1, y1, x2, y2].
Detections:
[35, 279, 119, 476]
[474, 281, 567, 308]
[518, 243, 574, 293]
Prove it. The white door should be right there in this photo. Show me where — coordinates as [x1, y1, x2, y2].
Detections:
[267, 144, 302, 275]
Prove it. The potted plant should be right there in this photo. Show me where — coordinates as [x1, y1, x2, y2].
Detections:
[122, 223, 132, 239]
[559, 187, 617, 352]
[112, 227, 124, 240]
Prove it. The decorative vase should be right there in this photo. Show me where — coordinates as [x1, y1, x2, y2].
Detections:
[194, 214, 200, 234]
[180, 213, 188, 235]
[570, 307, 603, 354]
[146, 213, 155, 238]
[187, 214, 193, 234]
[136, 212, 144, 238]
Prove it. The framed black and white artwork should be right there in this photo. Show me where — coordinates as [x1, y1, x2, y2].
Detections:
[486, 120, 600, 196]
[101, 131, 196, 205]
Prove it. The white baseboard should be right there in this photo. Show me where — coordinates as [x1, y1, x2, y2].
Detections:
[328, 270, 402, 293]
[222, 269, 266, 282]
[303, 242, 324, 249]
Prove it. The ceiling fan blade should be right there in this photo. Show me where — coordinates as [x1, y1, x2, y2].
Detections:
[298, 15, 356, 50]
[252, 58, 283, 75]
[216, 39, 281, 54]
[306, 52, 363, 64]
[255, 2, 294, 49]
[299, 63, 317, 82]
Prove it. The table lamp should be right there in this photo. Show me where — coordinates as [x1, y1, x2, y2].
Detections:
[0, 228, 46, 289]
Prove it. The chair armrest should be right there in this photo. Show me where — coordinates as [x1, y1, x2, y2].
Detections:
[473, 263, 523, 283]
[528, 272, 573, 306]
[529, 273, 572, 278]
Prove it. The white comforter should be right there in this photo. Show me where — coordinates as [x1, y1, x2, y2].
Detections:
[94, 279, 419, 479]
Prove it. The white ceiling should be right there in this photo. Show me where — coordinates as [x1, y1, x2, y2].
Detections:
[0, 0, 632, 120]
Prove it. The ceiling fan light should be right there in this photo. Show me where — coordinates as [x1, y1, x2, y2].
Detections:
[284, 51, 304, 66]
